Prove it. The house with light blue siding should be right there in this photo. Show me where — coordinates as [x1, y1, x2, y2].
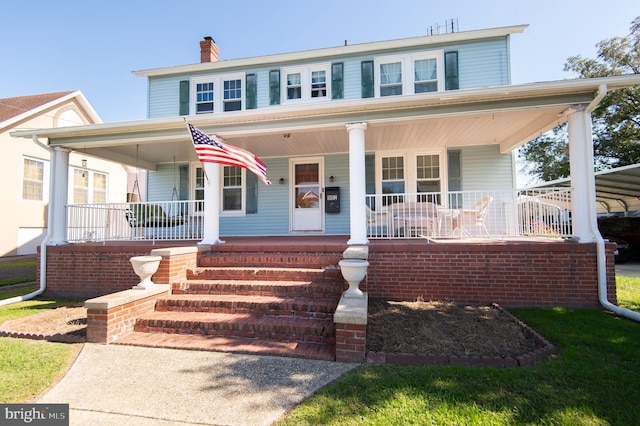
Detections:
[13, 23, 640, 247]
[12, 24, 640, 358]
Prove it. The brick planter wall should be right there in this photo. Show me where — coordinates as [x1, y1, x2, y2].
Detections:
[365, 240, 616, 308]
[335, 323, 367, 363]
[86, 288, 169, 344]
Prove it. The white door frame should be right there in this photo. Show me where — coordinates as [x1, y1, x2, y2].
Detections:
[290, 156, 325, 232]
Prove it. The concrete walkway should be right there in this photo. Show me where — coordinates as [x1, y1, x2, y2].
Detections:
[38, 344, 358, 425]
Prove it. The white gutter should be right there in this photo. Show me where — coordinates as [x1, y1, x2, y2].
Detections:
[0, 135, 53, 307]
[588, 85, 640, 322]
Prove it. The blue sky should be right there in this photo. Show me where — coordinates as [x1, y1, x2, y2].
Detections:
[1, 1, 637, 122]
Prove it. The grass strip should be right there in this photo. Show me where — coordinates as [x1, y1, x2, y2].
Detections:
[0, 338, 77, 403]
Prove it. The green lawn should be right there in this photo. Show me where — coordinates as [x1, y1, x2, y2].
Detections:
[277, 276, 640, 425]
[0, 258, 37, 287]
[0, 285, 82, 403]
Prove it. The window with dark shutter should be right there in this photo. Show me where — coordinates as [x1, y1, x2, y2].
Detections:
[331, 62, 344, 99]
[269, 70, 280, 105]
[445, 51, 459, 90]
[179, 80, 190, 115]
[361, 61, 374, 98]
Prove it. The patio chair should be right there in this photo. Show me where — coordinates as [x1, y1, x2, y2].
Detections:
[366, 205, 390, 237]
[452, 196, 493, 237]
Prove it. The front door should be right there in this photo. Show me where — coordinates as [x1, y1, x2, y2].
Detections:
[291, 157, 324, 232]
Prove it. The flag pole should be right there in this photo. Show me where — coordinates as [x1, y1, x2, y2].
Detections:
[184, 118, 210, 183]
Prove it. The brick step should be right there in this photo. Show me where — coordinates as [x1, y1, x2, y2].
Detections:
[187, 266, 342, 283]
[172, 279, 345, 298]
[114, 332, 335, 361]
[134, 311, 335, 344]
[199, 252, 342, 268]
[155, 294, 338, 319]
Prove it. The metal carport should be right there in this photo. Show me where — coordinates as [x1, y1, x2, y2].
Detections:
[530, 163, 640, 215]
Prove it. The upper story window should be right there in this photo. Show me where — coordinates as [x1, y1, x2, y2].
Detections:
[22, 158, 45, 201]
[281, 64, 330, 104]
[196, 82, 214, 113]
[193, 73, 245, 114]
[375, 51, 444, 97]
[223, 79, 242, 111]
[380, 62, 403, 96]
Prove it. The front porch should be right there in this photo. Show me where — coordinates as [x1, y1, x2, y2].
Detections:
[40, 235, 615, 362]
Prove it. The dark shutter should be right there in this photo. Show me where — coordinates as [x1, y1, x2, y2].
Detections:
[179, 80, 190, 115]
[269, 70, 280, 105]
[245, 172, 258, 214]
[331, 62, 344, 99]
[246, 73, 257, 109]
[445, 51, 459, 90]
[361, 60, 374, 98]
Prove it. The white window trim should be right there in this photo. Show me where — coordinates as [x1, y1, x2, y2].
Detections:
[375, 149, 447, 197]
[281, 63, 331, 104]
[191, 72, 246, 115]
[220, 166, 246, 217]
[21, 156, 49, 203]
[374, 51, 445, 98]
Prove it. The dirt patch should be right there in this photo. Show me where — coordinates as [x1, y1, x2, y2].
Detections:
[0, 305, 87, 343]
[367, 298, 543, 358]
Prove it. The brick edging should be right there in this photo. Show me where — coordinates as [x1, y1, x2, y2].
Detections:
[365, 303, 556, 367]
[0, 329, 85, 344]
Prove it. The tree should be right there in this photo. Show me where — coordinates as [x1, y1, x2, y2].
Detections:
[519, 17, 640, 182]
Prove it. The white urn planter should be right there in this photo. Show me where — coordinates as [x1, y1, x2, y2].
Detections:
[338, 259, 369, 299]
[130, 255, 163, 289]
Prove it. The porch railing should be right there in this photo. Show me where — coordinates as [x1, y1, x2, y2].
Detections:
[66, 200, 203, 243]
[366, 188, 572, 239]
[65, 188, 572, 243]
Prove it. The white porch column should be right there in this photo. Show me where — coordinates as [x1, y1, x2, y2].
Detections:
[568, 106, 597, 242]
[200, 162, 224, 244]
[346, 122, 368, 245]
[49, 147, 71, 245]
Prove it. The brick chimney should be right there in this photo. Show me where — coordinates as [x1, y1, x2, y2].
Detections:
[200, 36, 219, 63]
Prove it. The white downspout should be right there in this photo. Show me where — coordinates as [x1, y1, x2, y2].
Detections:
[586, 85, 640, 322]
[0, 135, 53, 307]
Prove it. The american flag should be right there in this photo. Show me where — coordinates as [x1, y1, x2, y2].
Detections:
[187, 123, 271, 185]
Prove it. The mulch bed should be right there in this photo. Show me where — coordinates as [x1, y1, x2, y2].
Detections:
[365, 298, 556, 367]
[0, 304, 86, 343]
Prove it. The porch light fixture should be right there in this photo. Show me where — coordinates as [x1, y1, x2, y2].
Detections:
[81, 159, 87, 178]
[329, 175, 335, 183]
[279, 177, 286, 184]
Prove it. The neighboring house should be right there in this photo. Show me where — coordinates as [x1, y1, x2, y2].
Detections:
[0, 91, 128, 256]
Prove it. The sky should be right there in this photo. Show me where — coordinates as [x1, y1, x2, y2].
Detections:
[0, 1, 637, 123]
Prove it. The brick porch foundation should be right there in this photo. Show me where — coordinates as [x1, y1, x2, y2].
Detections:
[364, 240, 616, 308]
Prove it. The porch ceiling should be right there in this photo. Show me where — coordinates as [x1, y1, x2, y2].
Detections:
[12, 75, 640, 170]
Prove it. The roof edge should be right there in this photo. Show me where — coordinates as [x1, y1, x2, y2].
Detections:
[133, 24, 528, 78]
[1, 90, 103, 131]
